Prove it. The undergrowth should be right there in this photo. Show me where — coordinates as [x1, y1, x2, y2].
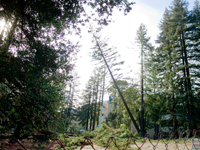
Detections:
[55, 124, 139, 150]
[55, 124, 160, 150]
[53, 134, 85, 150]
[91, 124, 139, 150]
[52, 124, 193, 150]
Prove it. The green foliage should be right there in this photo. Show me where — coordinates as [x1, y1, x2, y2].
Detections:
[82, 124, 139, 150]
[106, 112, 118, 128]
[107, 80, 140, 129]
[55, 135, 84, 150]
[82, 131, 96, 139]
[144, 0, 200, 130]
[0, 0, 134, 138]
[91, 30, 125, 79]
[90, 26, 140, 133]
[77, 67, 103, 131]
[52, 124, 140, 150]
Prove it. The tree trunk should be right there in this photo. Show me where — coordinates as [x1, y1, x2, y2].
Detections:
[181, 32, 194, 128]
[141, 45, 145, 137]
[93, 83, 98, 130]
[172, 94, 178, 138]
[13, 122, 24, 141]
[97, 89, 102, 125]
[90, 100, 93, 130]
[90, 87, 93, 130]
[86, 89, 92, 130]
[67, 84, 72, 118]
[96, 39, 140, 133]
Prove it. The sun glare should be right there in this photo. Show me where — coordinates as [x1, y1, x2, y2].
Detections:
[0, 19, 5, 32]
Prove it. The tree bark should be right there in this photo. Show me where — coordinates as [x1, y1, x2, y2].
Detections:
[86, 88, 91, 130]
[92, 83, 98, 130]
[181, 31, 194, 128]
[141, 45, 145, 137]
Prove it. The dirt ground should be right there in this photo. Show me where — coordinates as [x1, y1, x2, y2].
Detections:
[0, 138, 60, 150]
[0, 138, 193, 150]
[74, 143, 105, 150]
[129, 141, 192, 150]
[75, 141, 192, 150]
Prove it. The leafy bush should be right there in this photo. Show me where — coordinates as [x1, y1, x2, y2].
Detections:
[55, 123, 141, 150]
[82, 131, 96, 138]
[54, 135, 85, 150]
[87, 123, 138, 150]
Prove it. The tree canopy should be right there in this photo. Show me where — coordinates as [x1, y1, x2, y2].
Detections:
[0, 0, 134, 139]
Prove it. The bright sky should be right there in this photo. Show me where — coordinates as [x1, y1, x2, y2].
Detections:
[0, 0, 195, 97]
[75, 0, 196, 94]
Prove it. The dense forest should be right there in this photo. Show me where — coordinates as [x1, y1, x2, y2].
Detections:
[0, 0, 199, 142]
[0, 0, 133, 140]
[77, 0, 200, 137]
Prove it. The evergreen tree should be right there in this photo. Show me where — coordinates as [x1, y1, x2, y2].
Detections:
[0, 0, 134, 138]
[77, 67, 102, 130]
[188, 0, 200, 118]
[107, 80, 140, 129]
[59, 72, 80, 131]
[135, 23, 153, 136]
[155, 6, 185, 132]
[168, 0, 199, 129]
[154, 0, 200, 130]
[90, 29, 140, 133]
[144, 38, 164, 135]
[91, 69, 101, 130]
[78, 82, 92, 130]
